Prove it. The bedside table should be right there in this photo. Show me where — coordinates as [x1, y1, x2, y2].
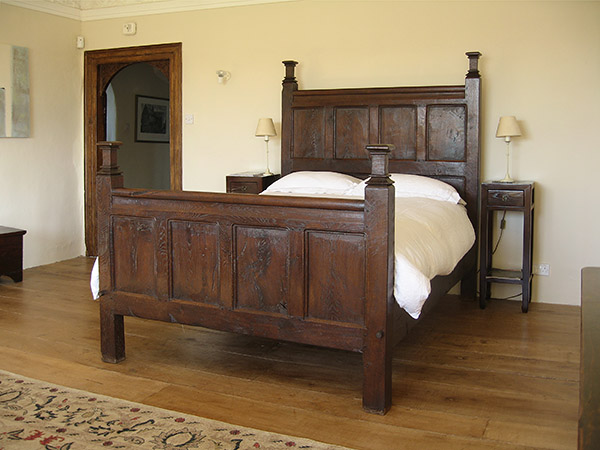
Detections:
[0, 226, 27, 283]
[226, 172, 280, 194]
[479, 181, 535, 312]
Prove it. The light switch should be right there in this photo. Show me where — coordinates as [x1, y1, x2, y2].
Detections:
[184, 114, 194, 124]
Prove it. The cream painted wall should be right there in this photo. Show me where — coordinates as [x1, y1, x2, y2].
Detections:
[2, 1, 598, 307]
[0, 3, 84, 268]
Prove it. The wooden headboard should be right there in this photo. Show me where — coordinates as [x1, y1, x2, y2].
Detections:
[280, 52, 482, 226]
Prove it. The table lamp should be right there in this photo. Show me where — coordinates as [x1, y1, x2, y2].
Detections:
[496, 116, 522, 183]
[255, 118, 276, 176]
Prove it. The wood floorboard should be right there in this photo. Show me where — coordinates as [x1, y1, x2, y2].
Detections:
[0, 257, 579, 449]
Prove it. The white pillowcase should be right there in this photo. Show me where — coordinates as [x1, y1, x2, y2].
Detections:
[345, 173, 462, 204]
[264, 171, 362, 195]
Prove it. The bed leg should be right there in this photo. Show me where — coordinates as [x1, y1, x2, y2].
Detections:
[362, 338, 392, 414]
[100, 302, 125, 363]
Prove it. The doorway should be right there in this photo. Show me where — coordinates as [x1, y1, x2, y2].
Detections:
[84, 43, 182, 256]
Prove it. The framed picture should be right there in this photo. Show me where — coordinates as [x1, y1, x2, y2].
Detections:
[135, 95, 170, 142]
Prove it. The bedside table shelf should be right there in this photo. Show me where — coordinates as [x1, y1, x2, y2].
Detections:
[226, 173, 280, 194]
[486, 268, 526, 283]
[479, 181, 535, 312]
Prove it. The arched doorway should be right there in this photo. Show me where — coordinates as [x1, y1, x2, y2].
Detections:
[84, 43, 182, 256]
[107, 62, 171, 190]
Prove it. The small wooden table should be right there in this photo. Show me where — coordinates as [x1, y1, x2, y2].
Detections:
[0, 226, 27, 282]
[226, 172, 280, 194]
[479, 181, 535, 312]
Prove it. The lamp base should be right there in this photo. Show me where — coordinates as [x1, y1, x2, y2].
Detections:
[263, 170, 274, 176]
[498, 175, 515, 183]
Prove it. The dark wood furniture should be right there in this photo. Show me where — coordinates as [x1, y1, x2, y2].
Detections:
[579, 267, 600, 449]
[96, 52, 482, 414]
[479, 181, 534, 312]
[226, 173, 280, 194]
[0, 226, 27, 283]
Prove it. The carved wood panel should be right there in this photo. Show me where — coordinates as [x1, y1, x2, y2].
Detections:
[170, 220, 221, 305]
[306, 231, 365, 325]
[234, 226, 291, 315]
[427, 105, 466, 161]
[112, 216, 157, 296]
[292, 108, 326, 159]
[380, 106, 418, 161]
[334, 107, 369, 159]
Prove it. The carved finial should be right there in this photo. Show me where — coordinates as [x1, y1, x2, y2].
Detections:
[466, 52, 482, 79]
[366, 144, 395, 185]
[282, 60, 298, 83]
[97, 141, 123, 175]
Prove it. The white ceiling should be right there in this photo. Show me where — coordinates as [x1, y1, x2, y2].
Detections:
[3, 0, 294, 20]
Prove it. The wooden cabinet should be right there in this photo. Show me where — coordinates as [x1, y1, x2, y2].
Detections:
[479, 181, 535, 312]
[579, 267, 600, 449]
[226, 173, 280, 194]
[0, 226, 27, 282]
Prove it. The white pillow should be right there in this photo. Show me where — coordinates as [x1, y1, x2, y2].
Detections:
[344, 173, 462, 204]
[264, 171, 361, 195]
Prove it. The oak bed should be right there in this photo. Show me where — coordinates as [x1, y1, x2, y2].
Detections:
[95, 52, 482, 414]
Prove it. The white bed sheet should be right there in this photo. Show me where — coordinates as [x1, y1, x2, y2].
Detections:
[90, 193, 474, 320]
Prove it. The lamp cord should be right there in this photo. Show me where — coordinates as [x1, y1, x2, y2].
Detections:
[491, 210, 507, 255]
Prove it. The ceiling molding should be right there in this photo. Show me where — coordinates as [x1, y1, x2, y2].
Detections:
[3, 0, 82, 20]
[2, 0, 296, 21]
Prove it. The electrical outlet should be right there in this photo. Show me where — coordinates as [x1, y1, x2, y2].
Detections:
[122, 22, 137, 35]
[534, 263, 550, 276]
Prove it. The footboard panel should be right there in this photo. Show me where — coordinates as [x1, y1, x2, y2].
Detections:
[101, 183, 371, 352]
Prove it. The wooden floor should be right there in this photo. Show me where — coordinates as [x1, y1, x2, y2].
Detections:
[0, 257, 579, 450]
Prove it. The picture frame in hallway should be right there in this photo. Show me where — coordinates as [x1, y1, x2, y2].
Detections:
[135, 95, 169, 143]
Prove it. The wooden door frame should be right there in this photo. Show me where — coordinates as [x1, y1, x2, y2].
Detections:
[84, 43, 182, 256]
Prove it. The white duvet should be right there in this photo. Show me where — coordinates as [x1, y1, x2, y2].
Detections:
[389, 197, 474, 318]
[91, 174, 475, 320]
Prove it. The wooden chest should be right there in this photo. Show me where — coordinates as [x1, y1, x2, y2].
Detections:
[0, 226, 27, 282]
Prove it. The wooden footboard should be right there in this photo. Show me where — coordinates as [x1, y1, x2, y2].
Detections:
[96, 141, 396, 413]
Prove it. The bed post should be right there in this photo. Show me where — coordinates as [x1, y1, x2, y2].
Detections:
[363, 144, 395, 414]
[461, 51, 482, 298]
[96, 141, 126, 363]
[281, 60, 298, 175]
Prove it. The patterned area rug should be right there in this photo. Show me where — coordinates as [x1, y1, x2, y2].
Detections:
[0, 370, 350, 450]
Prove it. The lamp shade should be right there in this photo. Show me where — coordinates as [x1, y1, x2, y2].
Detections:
[255, 118, 276, 137]
[496, 116, 522, 138]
